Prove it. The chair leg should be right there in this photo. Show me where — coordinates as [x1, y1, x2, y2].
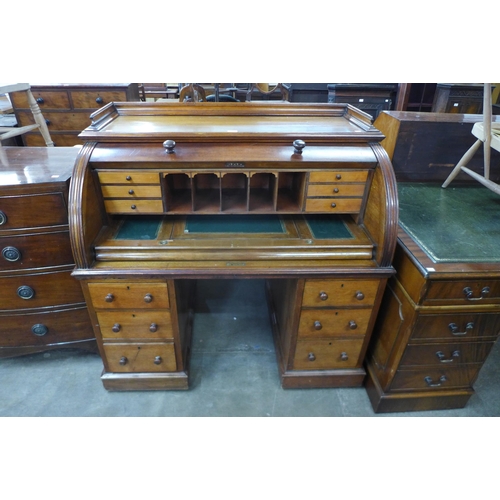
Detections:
[26, 90, 54, 146]
[442, 139, 482, 188]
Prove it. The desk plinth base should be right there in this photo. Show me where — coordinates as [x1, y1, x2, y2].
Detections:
[101, 370, 189, 391]
[279, 367, 366, 389]
[364, 362, 473, 413]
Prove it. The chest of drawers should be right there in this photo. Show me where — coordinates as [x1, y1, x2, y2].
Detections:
[9, 84, 140, 147]
[365, 183, 500, 412]
[69, 102, 398, 391]
[0, 147, 96, 358]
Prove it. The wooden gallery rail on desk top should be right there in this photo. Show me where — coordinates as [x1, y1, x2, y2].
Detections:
[68, 102, 399, 391]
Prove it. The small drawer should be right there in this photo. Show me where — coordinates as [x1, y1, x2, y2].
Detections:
[10, 90, 70, 109]
[305, 198, 363, 213]
[423, 279, 500, 305]
[0, 270, 85, 311]
[412, 312, 500, 341]
[399, 341, 495, 367]
[16, 111, 91, 131]
[390, 365, 482, 391]
[97, 171, 161, 185]
[88, 282, 169, 310]
[101, 185, 162, 199]
[294, 339, 364, 370]
[71, 91, 127, 109]
[0, 231, 74, 271]
[298, 308, 372, 338]
[104, 199, 164, 214]
[23, 133, 80, 147]
[97, 310, 173, 340]
[0, 193, 68, 230]
[0, 307, 94, 347]
[302, 279, 379, 307]
[306, 184, 366, 197]
[309, 171, 369, 183]
[103, 342, 177, 372]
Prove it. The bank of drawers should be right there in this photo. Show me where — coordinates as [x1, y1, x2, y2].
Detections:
[0, 157, 95, 357]
[88, 282, 177, 373]
[9, 84, 140, 146]
[293, 278, 379, 370]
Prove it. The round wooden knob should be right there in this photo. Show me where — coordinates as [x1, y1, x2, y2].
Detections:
[112, 323, 121, 333]
[96, 96, 103, 104]
[119, 356, 128, 365]
[308, 352, 316, 361]
[31, 324, 48, 336]
[149, 323, 158, 332]
[0, 210, 6, 226]
[314, 321, 322, 330]
[293, 139, 306, 154]
[144, 293, 153, 303]
[349, 321, 357, 330]
[2, 246, 21, 262]
[131, 205, 137, 210]
[333, 188, 339, 193]
[355, 291, 365, 300]
[126, 176, 132, 181]
[17, 285, 35, 300]
[319, 291, 328, 301]
[331, 203, 336, 208]
[36, 97, 44, 104]
[154, 356, 162, 365]
[105, 293, 114, 302]
[340, 352, 348, 361]
[128, 189, 134, 195]
[163, 140, 176, 154]
[336, 174, 342, 180]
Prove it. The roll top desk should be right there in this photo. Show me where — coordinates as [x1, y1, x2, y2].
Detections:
[69, 102, 398, 391]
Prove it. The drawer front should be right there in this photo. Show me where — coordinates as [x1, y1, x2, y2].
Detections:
[104, 199, 164, 214]
[424, 279, 500, 305]
[0, 307, 93, 347]
[97, 310, 173, 340]
[97, 171, 161, 185]
[0, 270, 85, 310]
[70, 91, 127, 109]
[100, 185, 162, 198]
[302, 279, 379, 307]
[306, 184, 366, 197]
[16, 111, 91, 131]
[103, 342, 177, 372]
[412, 312, 500, 341]
[309, 171, 369, 183]
[23, 133, 80, 147]
[298, 308, 372, 338]
[0, 193, 68, 230]
[294, 339, 364, 370]
[305, 198, 363, 213]
[390, 365, 482, 391]
[88, 282, 169, 310]
[10, 90, 70, 109]
[0, 232, 73, 271]
[400, 341, 495, 367]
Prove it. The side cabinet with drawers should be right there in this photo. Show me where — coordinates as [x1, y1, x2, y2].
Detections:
[69, 102, 398, 391]
[9, 84, 140, 147]
[0, 147, 96, 358]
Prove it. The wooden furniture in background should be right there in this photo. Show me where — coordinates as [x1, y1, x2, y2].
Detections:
[432, 83, 488, 114]
[178, 84, 207, 102]
[68, 102, 398, 391]
[245, 84, 291, 102]
[0, 147, 96, 358]
[0, 84, 54, 147]
[9, 83, 140, 147]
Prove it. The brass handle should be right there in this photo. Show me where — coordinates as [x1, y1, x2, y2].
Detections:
[340, 352, 348, 361]
[163, 140, 176, 154]
[424, 375, 447, 387]
[436, 350, 460, 363]
[355, 291, 365, 300]
[17, 285, 35, 300]
[31, 324, 48, 336]
[119, 356, 128, 366]
[448, 322, 474, 336]
[150, 323, 158, 332]
[349, 321, 357, 330]
[2, 246, 21, 262]
[144, 293, 153, 303]
[105, 293, 114, 303]
[0, 210, 7, 226]
[112, 323, 121, 333]
[96, 96, 103, 104]
[293, 139, 305, 154]
[313, 320, 322, 330]
[319, 291, 328, 301]
[463, 286, 490, 301]
[154, 356, 162, 365]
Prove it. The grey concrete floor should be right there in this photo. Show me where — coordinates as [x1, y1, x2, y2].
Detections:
[1, 279, 499, 417]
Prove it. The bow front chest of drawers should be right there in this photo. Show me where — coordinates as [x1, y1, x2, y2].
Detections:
[0, 147, 96, 358]
[69, 102, 398, 391]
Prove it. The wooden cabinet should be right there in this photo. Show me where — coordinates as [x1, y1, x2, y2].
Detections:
[0, 147, 96, 358]
[69, 102, 398, 391]
[365, 183, 500, 412]
[431, 83, 488, 114]
[9, 84, 140, 147]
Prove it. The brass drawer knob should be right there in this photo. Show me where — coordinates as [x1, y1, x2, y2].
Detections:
[313, 320, 322, 330]
[424, 375, 447, 387]
[119, 356, 128, 366]
[2, 246, 21, 262]
[17, 285, 35, 300]
[308, 352, 316, 361]
[331, 203, 336, 208]
[349, 321, 357, 330]
[144, 293, 153, 303]
[128, 189, 134, 195]
[163, 140, 176, 154]
[31, 324, 48, 336]
[333, 188, 339, 193]
[154, 356, 162, 365]
[293, 139, 305, 154]
[131, 205, 137, 210]
[355, 291, 365, 300]
[126, 176, 132, 181]
[0, 210, 7, 226]
[112, 323, 121, 333]
[150, 323, 158, 332]
[105, 293, 114, 303]
[340, 352, 348, 361]
[319, 291, 328, 301]
[336, 174, 342, 180]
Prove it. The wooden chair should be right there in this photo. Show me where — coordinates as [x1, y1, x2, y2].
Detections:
[442, 83, 500, 193]
[178, 83, 207, 103]
[0, 83, 54, 147]
[246, 83, 291, 102]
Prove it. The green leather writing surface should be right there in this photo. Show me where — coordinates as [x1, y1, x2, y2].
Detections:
[305, 215, 353, 239]
[185, 215, 285, 233]
[115, 217, 162, 240]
